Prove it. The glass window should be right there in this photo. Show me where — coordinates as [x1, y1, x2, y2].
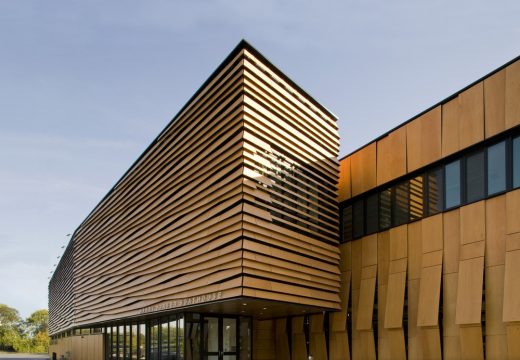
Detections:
[445, 160, 461, 209]
[178, 315, 184, 359]
[204, 317, 219, 354]
[125, 325, 131, 360]
[150, 322, 159, 360]
[427, 167, 444, 215]
[409, 175, 424, 221]
[169, 317, 177, 359]
[131, 325, 138, 360]
[514, 137, 520, 188]
[161, 320, 169, 360]
[106, 327, 112, 360]
[222, 318, 237, 353]
[352, 199, 364, 238]
[119, 326, 125, 360]
[466, 151, 485, 202]
[379, 188, 392, 230]
[239, 317, 251, 360]
[186, 318, 200, 360]
[342, 205, 353, 242]
[112, 326, 118, 360]
[365, 193, 379, 234]
[138, 324, 146, 360]
[393, 181, 409, 226]
[488, 141, 506, 195]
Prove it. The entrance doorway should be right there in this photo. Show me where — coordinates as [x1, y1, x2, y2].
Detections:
[202, 316, 238, 360]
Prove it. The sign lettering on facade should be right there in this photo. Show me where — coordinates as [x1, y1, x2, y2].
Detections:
[139, 291, 223, 314]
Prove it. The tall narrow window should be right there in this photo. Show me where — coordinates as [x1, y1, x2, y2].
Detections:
[487, 141, 506, 195]
[427, 167, 443, 215]
[466, 150, 485, 202]
[342, 205, 353, 242]
[514, 137, 520, 188]
[131, 325, 138, 360]
[352, 199, 364, 238]
[161, 320, 169, 360]
[112, 326, 118, 360]
[445, 160, 461, 209]
[169, 317, 177, 359]
[365, 193, 379, 234]
[106, 327, 112, 360]
[150, 322, 159, 360]
[178, 315, 184, 359]
[118, 326, 125, 360]
[379, 188, 392, 230]
[409, 175, 424, 221]
[393, 180, 409, 226]
[125, 325, 131, 360]
[138, 324, 146, 360]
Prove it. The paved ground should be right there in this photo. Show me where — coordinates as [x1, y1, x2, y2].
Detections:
[0, 354, 49, 360]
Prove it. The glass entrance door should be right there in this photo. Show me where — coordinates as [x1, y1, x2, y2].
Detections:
[202, 317, 237, 360]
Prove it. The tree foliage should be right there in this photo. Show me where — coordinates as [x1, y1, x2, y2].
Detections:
[0, 305, 49, 353]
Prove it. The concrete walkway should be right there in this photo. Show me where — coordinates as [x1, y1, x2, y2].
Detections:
[0, 354, 49, 360]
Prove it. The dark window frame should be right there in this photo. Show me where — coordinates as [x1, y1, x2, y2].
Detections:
[340, 128, 520, 243]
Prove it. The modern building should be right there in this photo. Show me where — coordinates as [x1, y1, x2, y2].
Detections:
[49, 40, 520, 359]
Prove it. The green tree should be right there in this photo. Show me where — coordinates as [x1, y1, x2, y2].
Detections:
[0, 304, 22, 351]
[0, 306, 50, 353]
[26, 309, 48, 336]
[25, 309, 49, 353]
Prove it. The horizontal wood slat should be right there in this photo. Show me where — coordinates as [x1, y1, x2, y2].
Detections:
[49, 43, 340, 335]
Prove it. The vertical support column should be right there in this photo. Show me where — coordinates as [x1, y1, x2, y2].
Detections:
[253, 320, 276, 360]
[275, 318, 290, 360]
[504, 190, 520, 359]
[354, 235, 377, 360]
[329, 242, 351, 360]
[417, 214, 443, 359]
[309, 314, 327, 360]
[456, 202, 485, 360]
[291, 317, 307, 360]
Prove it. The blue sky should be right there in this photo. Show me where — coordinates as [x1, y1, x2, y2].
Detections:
[0, 0, 519, 318]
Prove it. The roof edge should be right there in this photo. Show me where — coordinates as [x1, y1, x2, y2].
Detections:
[339, 53, 520, 161]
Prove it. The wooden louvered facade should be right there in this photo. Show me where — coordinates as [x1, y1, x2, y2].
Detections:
[49, 40, 340, 359]
[50, 40, 520, 360]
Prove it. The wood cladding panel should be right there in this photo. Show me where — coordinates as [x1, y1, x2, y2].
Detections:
[406, 106, 442, 172]
[338, 157, 352, 202]
[309, 314, 327, 360]
[459, 82, 485, 149]
[350, 142, 376, 196]
[49, 44, 340, 334]
[275, 318, 290, 360]
[291, 317, 307, 360]
[505, 59, 520, 129]
[503, 249, 520, 322]
[442, 97, 460, 157]
[456, 257, 484, 325]
[377, 126, 407, 185]
[485, 69, 506, 138]
[253, 320, 275, 360]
